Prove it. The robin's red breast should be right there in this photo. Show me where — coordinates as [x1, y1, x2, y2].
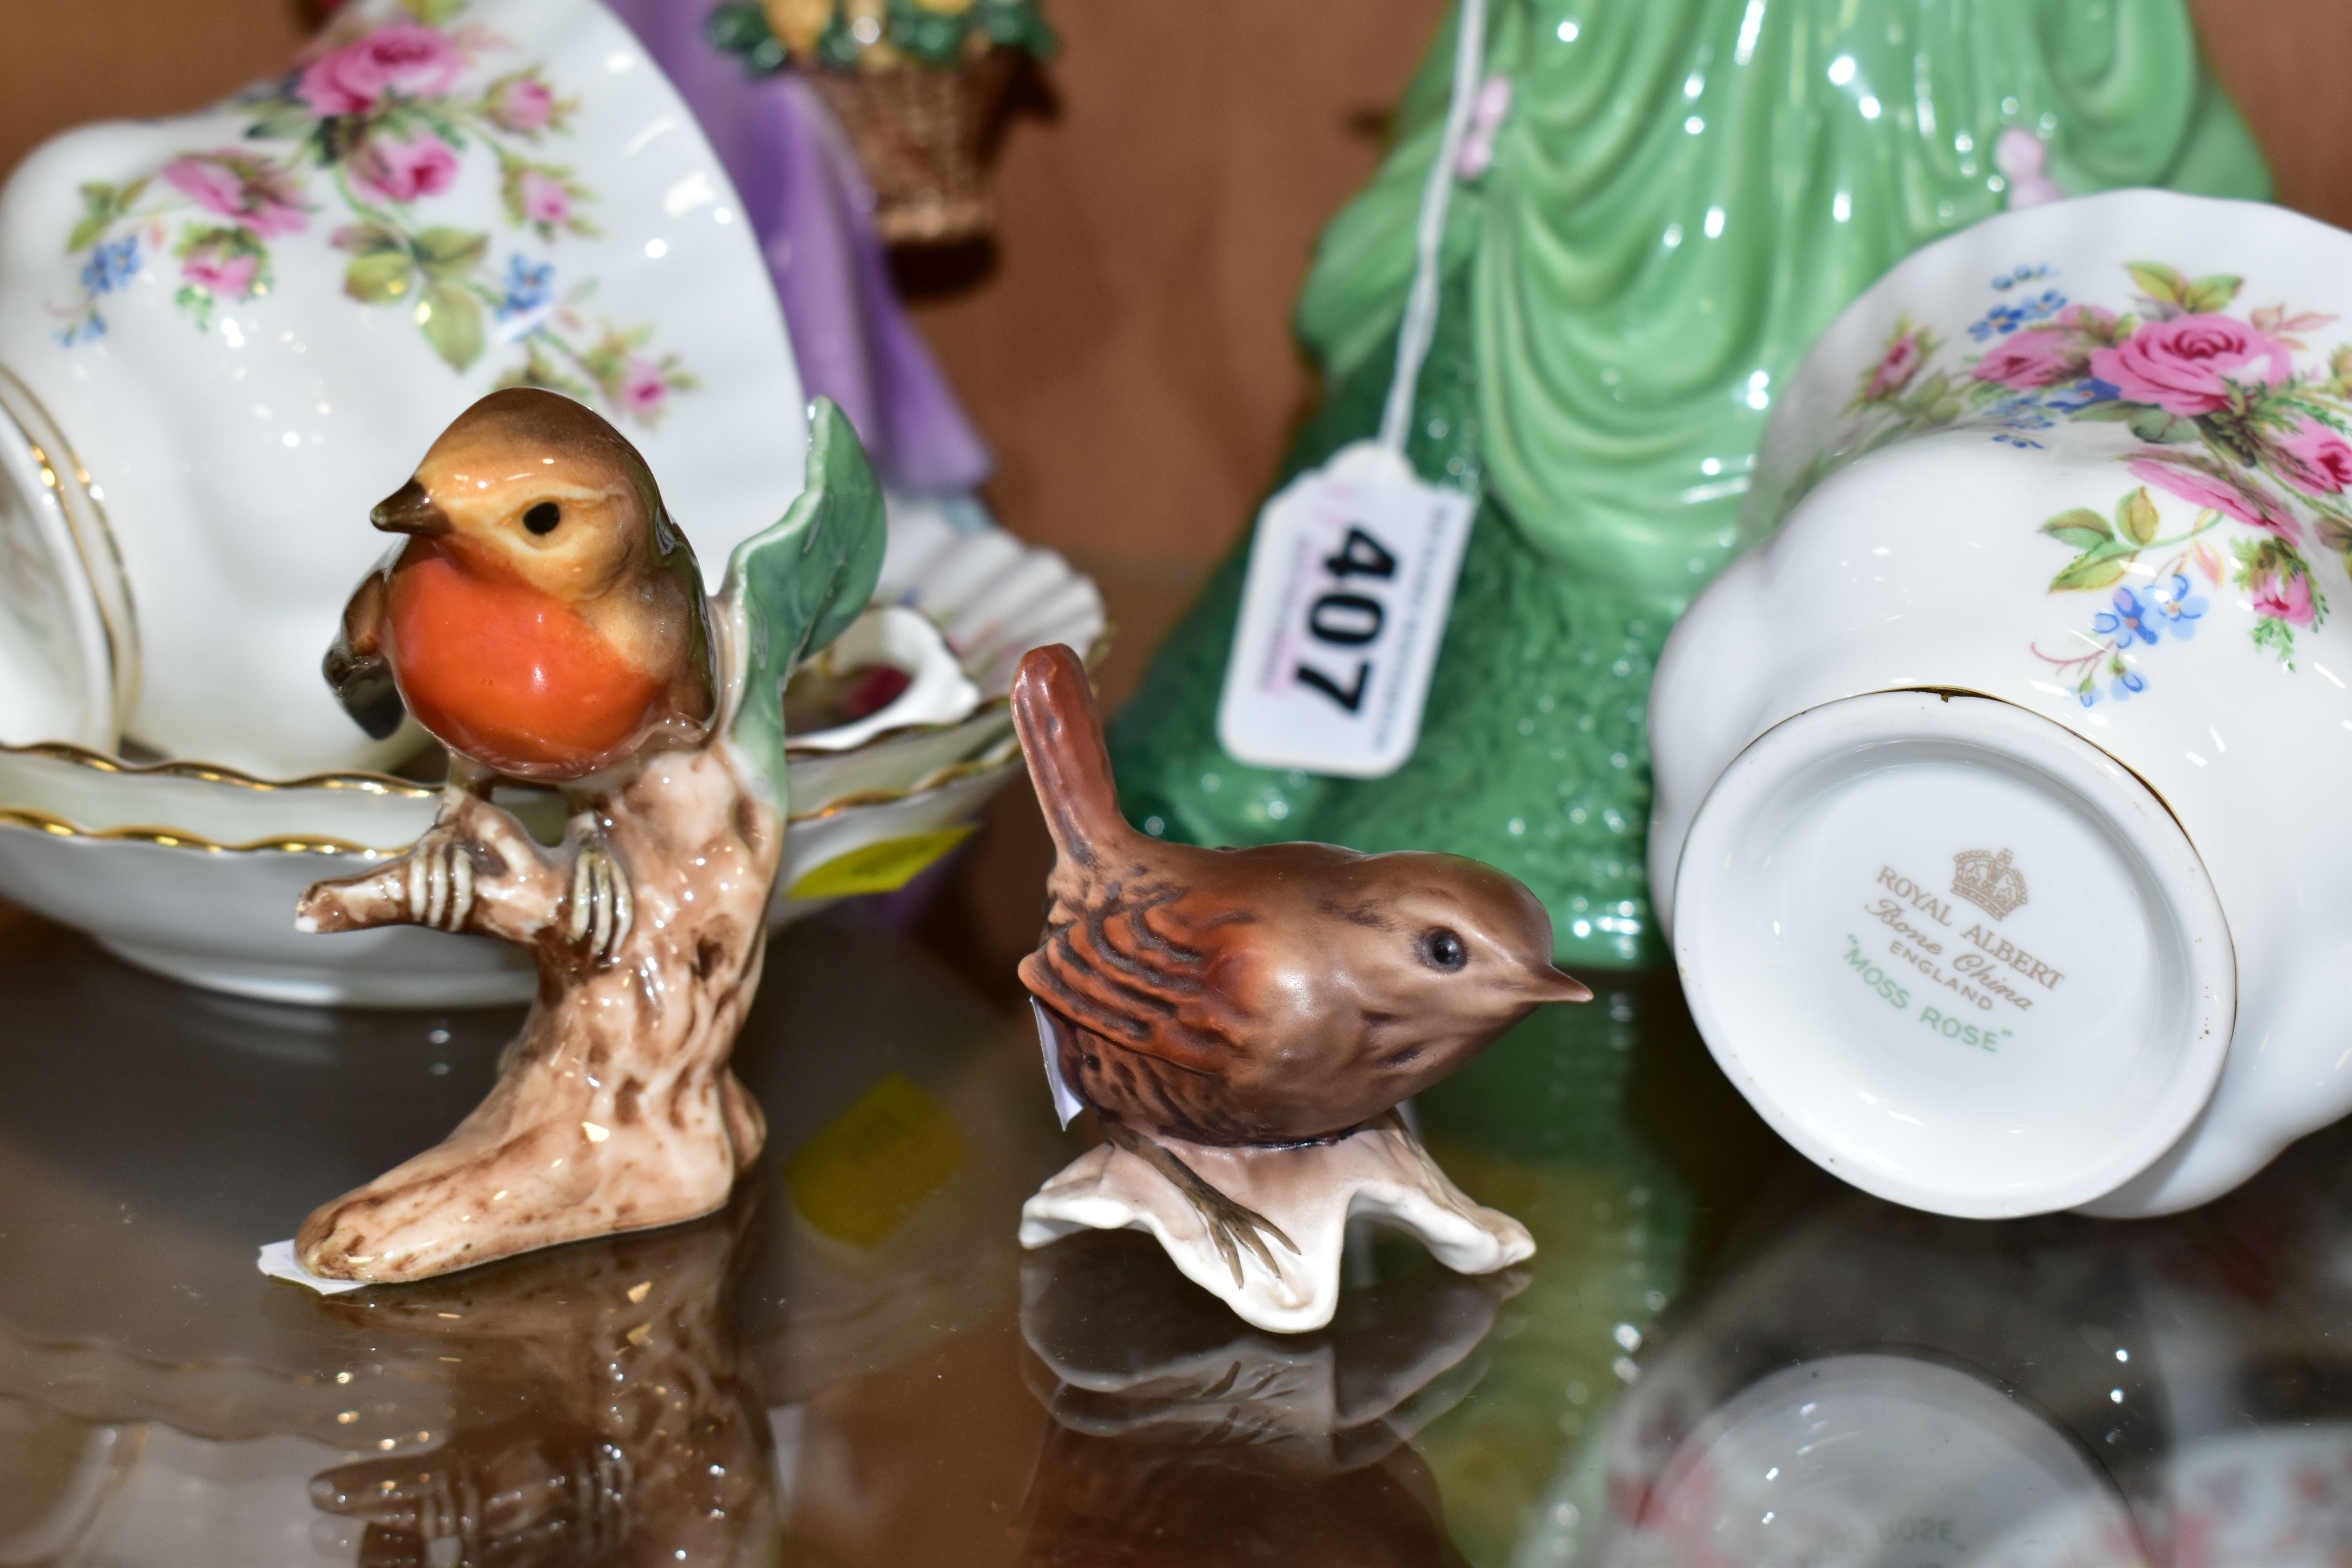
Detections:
[324, 388, 715, 782]
[1010, 642, 1590, 1151]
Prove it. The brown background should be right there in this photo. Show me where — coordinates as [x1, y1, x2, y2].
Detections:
[4, 0, 2348, 965]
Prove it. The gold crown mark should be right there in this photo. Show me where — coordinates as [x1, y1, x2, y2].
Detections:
[1952, 848, 2027, 920]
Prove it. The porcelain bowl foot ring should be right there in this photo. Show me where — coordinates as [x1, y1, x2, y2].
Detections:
[1671, 690, 2235, 1218]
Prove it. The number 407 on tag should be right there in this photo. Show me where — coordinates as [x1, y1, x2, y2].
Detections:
[1216, 443, 1477, 780]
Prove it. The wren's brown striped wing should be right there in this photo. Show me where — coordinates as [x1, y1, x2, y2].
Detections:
[1017, 857, 1269, 1147]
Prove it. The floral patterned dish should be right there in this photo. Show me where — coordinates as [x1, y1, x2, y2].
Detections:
[1651, 190, 2352, 1221]
[0, 0, 806, 777]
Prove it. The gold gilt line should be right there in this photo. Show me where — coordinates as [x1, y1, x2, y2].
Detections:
[785, 750, 1021, 822]
[0, 741, 437, 797]
[0, 807, 397, 857]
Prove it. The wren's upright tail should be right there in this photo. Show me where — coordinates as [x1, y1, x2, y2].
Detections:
[1010, 644, 1134, 871]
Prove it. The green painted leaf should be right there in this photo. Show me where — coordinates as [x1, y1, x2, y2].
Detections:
[245, 102, 313, 143]
[334, 223, 402, 256]
[344, 248, 415, 304]
[2051, 553, 2130, 592]
[412, 227, 488, 279]
[2128, 406, 2188, 443]
[2073, 400, 2141, 424]
[416, 283, 483, 371]
[2040, 508, 2111, 551]
[2184, 273, 2244, 313]
[2126, 262, 2186, 306]
[2119, 487, 2160, 546]
[2252, 615, 2298, 668]
[68, 182, 123, 252]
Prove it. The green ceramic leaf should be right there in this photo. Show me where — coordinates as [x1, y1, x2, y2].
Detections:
[2128, 407, 2189, 443]
[343, 248, 415, 304]
[721, 398, 887, 808]
[412, 227, 488, 280]
[2073, 401, 2141, 424]
[2040, 508, 2112, 551]
[417, 283, 483, 370]
[2119, 488, 2161, 546]
[2051, 553, 2131, 592]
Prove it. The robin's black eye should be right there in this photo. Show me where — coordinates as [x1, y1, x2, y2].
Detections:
[1419, 928, 1467, 972]
[524, 501, 561, 535]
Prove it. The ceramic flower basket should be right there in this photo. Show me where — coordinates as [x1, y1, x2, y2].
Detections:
[705, 0, 1052, 247]
[1650, 190, 2352, 1222]
[805, 46, 1017, 246]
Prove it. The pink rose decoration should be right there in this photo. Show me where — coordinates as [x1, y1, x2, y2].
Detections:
[621, 360, 668, 416]
[521, 171, 572, 226]
[2127, 457, 2301, 540]
[297, 22, 463, 116]
[2278, 420, 2352, 496]
[1972, 326, 2077, 390]
[181, 248, 258, 298]
[162, 152, 308, 238]
[1865, 333, 1925, 401]
[352, 131, 461, 205]
[2250, 569, 2317, 627]
[2089, 314, 2292, 418]
[488, 76, 556, 133]
[163, 156, 243, 219]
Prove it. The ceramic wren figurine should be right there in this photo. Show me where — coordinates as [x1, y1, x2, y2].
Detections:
[1011, 642, 1588, 1331]
[287, 388, 882, 1283]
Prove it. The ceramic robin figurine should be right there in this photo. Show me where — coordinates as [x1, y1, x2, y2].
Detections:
[1011, 642, 1589, 1282]
[323, 387, 716, 782]
[290, 392, 882, 1283]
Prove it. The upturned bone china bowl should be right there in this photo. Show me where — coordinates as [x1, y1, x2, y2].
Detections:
[1650, 189, 2352, 1220]
[0, 516, 1103, 1004]
[0, 0, 806, 775]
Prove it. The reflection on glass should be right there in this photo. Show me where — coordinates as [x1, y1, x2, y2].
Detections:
[1016, 1229, 1522, 1566]
[306, 1193, 774, 1566]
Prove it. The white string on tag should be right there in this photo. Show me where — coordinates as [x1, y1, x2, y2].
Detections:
[1213, 2, 1490, 782]
[1377, 0, 1490, 456]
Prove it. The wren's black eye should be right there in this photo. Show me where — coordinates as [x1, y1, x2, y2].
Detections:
[1418, 928, 1468, 973]
[523, 501, 562, 535]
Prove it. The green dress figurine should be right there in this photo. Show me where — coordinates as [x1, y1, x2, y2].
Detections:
[1107, 0, 2270, 970]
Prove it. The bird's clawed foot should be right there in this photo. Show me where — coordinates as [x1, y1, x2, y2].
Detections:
[564, 836, 633, 965]
[1105, 1123, 1299, 1288]
[1187, 1177, 1301, 1289]
[402, 821, 477, 933]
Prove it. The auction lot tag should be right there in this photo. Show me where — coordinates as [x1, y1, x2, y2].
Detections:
[1217, 442, 1475, 779]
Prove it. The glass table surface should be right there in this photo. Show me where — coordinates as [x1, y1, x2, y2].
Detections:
[0, 898, 2342, 1567]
